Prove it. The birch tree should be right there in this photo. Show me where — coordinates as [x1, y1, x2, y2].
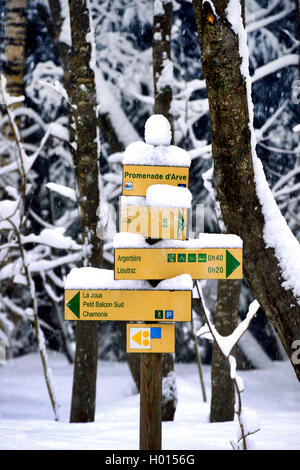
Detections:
[1, 0, 28, 183]
[2, 0, 27, 100]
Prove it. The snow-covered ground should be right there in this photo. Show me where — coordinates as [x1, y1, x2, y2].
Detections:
[0, 352, 299, 450]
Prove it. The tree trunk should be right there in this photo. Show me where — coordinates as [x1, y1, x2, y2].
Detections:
[37, 0, 71, 88]
[0, 0, 28, 181]
[68, 0, 103, 423]
[295, 0, 300, 75]
[40, 1, 144, 392]
[152, 0, 177, 422]
[209, 0, 244, 422]
[192, 0, 300, 381]
[153, 0, 173, 135]
[3, 0, 27, 100]
[140, 353, 162, 450]
[210, 279, 241, 422]
[0, 0, 29, 342]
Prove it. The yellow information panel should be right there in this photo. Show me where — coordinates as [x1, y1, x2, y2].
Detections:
[120, 205, 189, 240]
[126, 323, 175, 353]
[64, 289, 192, 322]
[114, 248, 243, 280]
[122, 165, 189, 196]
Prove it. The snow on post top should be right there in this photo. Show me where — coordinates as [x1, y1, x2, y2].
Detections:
[123, 114, 191, 167]
[64, 267, 193, 291]
[146, 184, 192, 209]
[114, 232, 243, 249]
[123, 141, 191, 167]
[144, 114, 172, 146]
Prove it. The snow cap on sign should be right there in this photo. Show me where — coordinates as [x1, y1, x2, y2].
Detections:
[122, 141, 190, 167]
[64, 266, 193, 291]
[64, 267, 148, 290]
[146, 184, 192, 209]
[113, 232, 243, 249]
[144, 114, 172, 146]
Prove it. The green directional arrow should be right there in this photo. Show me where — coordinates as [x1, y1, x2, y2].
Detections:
[226, 250, 241, 278]
[67, 291, 80, 319]
[177, 211, 185, 238]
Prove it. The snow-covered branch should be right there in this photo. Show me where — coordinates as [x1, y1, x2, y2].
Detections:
[195, 280, 260, 450]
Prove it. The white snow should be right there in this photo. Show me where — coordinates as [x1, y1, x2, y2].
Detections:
[113, 232, 146, 249]
[156, 58, 173, 93]
[48, 122, 69, 142]
[113, 232, 243, 249]
[229, 355, 237, 379]
[46, 182, 76, 202]
[254, 157, 300, 299]
[144, 114, 172, 146]
[65, 267, 148, 290]
[235, 374, 245, 393]
[64, 267, 193, 291]
[0, 352, 299, 450]
[293, 124, 300, 133]
[252, 54, 299, 84]
[238, 409, 260, 439]
[237, 322, 273, 369]
[59, 0, 71, 47]
[123, 141, 191, 167]
[4, 186, 19, 200]
[97, 71, 140, 146]
[197, 295, 259, 358]
[39, 78, 70, 105]
[120, 196, 146, 206]
[162, 371, 178, 408]
[0, 199, 19, 222]
[154, 0, 164, 16]
[21, 227, 81, 251]
[0, 74, 24, 106]
[0, 200, 20, 230]
[155, 274, 193, 291]
[146, 185, 192, 208]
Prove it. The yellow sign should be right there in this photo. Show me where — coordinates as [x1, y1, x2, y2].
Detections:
[64, 289, 192, 321]
[122, 165, 189, 196]
[126, 323, 175, 353]
[120, 205, 189, 240]
[114, 248, 242, 280]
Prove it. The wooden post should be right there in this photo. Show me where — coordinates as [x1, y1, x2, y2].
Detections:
[139, 352, 162, 450]
[191, 316, 207, 402]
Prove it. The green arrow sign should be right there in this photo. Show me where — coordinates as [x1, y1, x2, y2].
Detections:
[226, 249, 240, 278]
[67, 291, 80, 319]
[114, 247, 243, 280]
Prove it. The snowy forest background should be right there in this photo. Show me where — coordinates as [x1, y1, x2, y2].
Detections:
[1, 0, 300, 443]
[1, 0, 299, 365]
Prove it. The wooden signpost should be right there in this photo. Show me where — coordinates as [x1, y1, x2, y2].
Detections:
[122, 164, 189, 196]
[65, 289, 191, 322]
[64, 118, 243, 451]
[120, 205, 189, 240]
[127, 323, 175, 353]
[117, 148, 243, 450]
[114, 247, 242, 280]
